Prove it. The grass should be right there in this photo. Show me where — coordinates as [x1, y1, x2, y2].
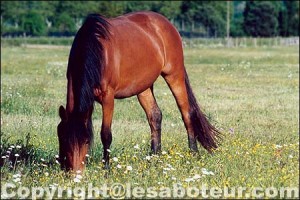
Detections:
[1, 44, 299, 199]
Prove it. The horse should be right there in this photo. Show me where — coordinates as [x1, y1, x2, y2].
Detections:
[57, 11, 221, 172]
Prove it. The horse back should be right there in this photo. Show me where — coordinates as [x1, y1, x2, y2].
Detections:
[101, 11, 183, 98]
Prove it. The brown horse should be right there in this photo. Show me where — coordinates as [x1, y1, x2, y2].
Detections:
[57, 11, 220, 172]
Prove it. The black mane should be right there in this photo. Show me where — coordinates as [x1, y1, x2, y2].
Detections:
[67, 14, 110, 113]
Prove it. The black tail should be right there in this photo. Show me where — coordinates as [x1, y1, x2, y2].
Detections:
[184, 71, 221, 152]
[67, 13, 110, 113]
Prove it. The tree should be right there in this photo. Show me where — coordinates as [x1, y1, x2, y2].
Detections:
[21, 11, 46, 36]
[285, 1, 299, 36]
[243, 1, 279, 37]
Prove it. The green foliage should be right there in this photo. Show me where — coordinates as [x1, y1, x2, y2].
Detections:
[243, 1, 279, 37]
[54, 13, 76, 35]
[1, 1, 299, 37]
[21, 11, 46, 36]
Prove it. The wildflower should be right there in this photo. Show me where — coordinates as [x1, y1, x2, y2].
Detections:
[145, 156, 151, 161]
[76, 174, 83, 179]
[2, 156, 6, 159]
[289, 155, 293, 159]
[107, 149, 111, 153]
[14, 154, 19, 157]
[126, 166, 133, 171]
[117, 164, 122, 169]
[55, 155, 59, 158]
[45, 172, 49, 176]
[134, 144, 140, 149]
[112, 157, 118, 162]
[275, 144, 283, 149]
[185, 177, 193, 182]
[171, 177, 177, 181]
[73, 177, 81, 183]
[193, 174, 201, 180]
[6, 151, 11, 154]
[76, 170, 82, 174]
[13, 178, 21, 183]
[162, 151, 167, 155]
[41, 158, 45, 162]
[13, 174, 21, 178]
[10, 145, 15, 149]
[16, 145, 21, 149]
[201, 168, 215, 176]
[85, 154, 90, 157]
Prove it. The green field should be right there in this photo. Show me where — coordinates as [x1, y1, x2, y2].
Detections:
[1, 43, 299, 199]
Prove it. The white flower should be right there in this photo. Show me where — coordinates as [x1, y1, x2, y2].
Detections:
[76, 174, 83, 179]
[16, 145, 21, 149]
[289, 155, 293, 159]
[145, 156, 151, 160]
[13, 178, 21, 182]
[73, 177, 81, 183]
[193, 174, 201, 180]
[76, 170, 82, 174]
[55, 155, 59, 158]
[201, 168, 215, 176]
[2, 156, 6, 159]
[112, 157, 118, 162]
[171, 177, 177, 181]
[13, 174, 21, 178]
[44, 172, 49, 176]
[10, 145, 15, 149]
[14, 154, 19, 157]
[275, 144, 283, 149]
[41, 158, 45, 162]
[85, 154, 90, 157]
[134, 144, 140, 149]
[126, 166, 133, 171]
[185, 177, 193, 182]
[106, 149, 111, 153]
[117, 164, 122, 169]
[162, 151, 167, 155]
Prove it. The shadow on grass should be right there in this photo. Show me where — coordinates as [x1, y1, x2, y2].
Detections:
[0, 133, 58, 170]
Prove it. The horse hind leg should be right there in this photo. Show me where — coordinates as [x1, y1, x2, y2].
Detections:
[162, 69, 220, 153]
[137, 87, 162, 154]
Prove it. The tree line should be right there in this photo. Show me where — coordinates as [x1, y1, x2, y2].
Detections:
[1, 1, 299, 38]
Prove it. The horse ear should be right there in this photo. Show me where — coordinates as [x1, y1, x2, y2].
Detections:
[59, 105, 67, 121]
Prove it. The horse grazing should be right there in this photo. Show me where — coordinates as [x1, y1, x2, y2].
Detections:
[57, 11, 220, 172]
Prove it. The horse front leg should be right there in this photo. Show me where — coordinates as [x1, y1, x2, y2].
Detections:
[100, 91, 114, 170]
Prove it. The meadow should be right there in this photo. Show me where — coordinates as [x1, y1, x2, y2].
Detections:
[1, 42, 299, 198]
